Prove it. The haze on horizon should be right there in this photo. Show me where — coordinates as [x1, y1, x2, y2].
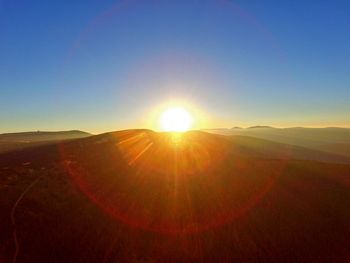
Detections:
[1, 0, 349, 134]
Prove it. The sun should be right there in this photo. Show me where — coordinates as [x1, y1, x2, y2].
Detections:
[160, 107, 193, 132]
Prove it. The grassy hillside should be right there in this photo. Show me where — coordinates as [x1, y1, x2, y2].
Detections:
[1, 130, 350, 262]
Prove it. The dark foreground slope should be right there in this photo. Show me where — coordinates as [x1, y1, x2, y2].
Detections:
[1, 130, 350, 262]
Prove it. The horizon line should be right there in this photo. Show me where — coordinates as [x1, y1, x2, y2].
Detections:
[1, 125, 350, 135]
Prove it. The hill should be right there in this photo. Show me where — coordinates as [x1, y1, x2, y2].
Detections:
[227, 135, 350, 163]
[0, 130, 350, 262]
[0, 130, 91, 154]
[205, 127, 350, 157]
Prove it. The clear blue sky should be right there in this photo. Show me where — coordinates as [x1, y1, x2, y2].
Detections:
[1, 0, 349, 133]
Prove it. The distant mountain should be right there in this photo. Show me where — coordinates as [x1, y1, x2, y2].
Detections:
[247, 125, 274, 129]
[0, 130, 91, 154]
[0, 129, 349, 262]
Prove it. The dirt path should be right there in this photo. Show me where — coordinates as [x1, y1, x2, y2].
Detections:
[10, 176, 42, 263]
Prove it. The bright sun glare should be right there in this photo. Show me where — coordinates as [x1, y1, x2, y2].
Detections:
[160, 107, 193, 132]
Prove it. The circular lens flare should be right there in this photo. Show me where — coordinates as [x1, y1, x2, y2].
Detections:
[160, 107, 193, 132]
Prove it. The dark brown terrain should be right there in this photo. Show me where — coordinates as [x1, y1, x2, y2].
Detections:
[0, 130, 350, 262]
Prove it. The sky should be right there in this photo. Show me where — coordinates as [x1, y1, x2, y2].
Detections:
[0, 0, 349, 133]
